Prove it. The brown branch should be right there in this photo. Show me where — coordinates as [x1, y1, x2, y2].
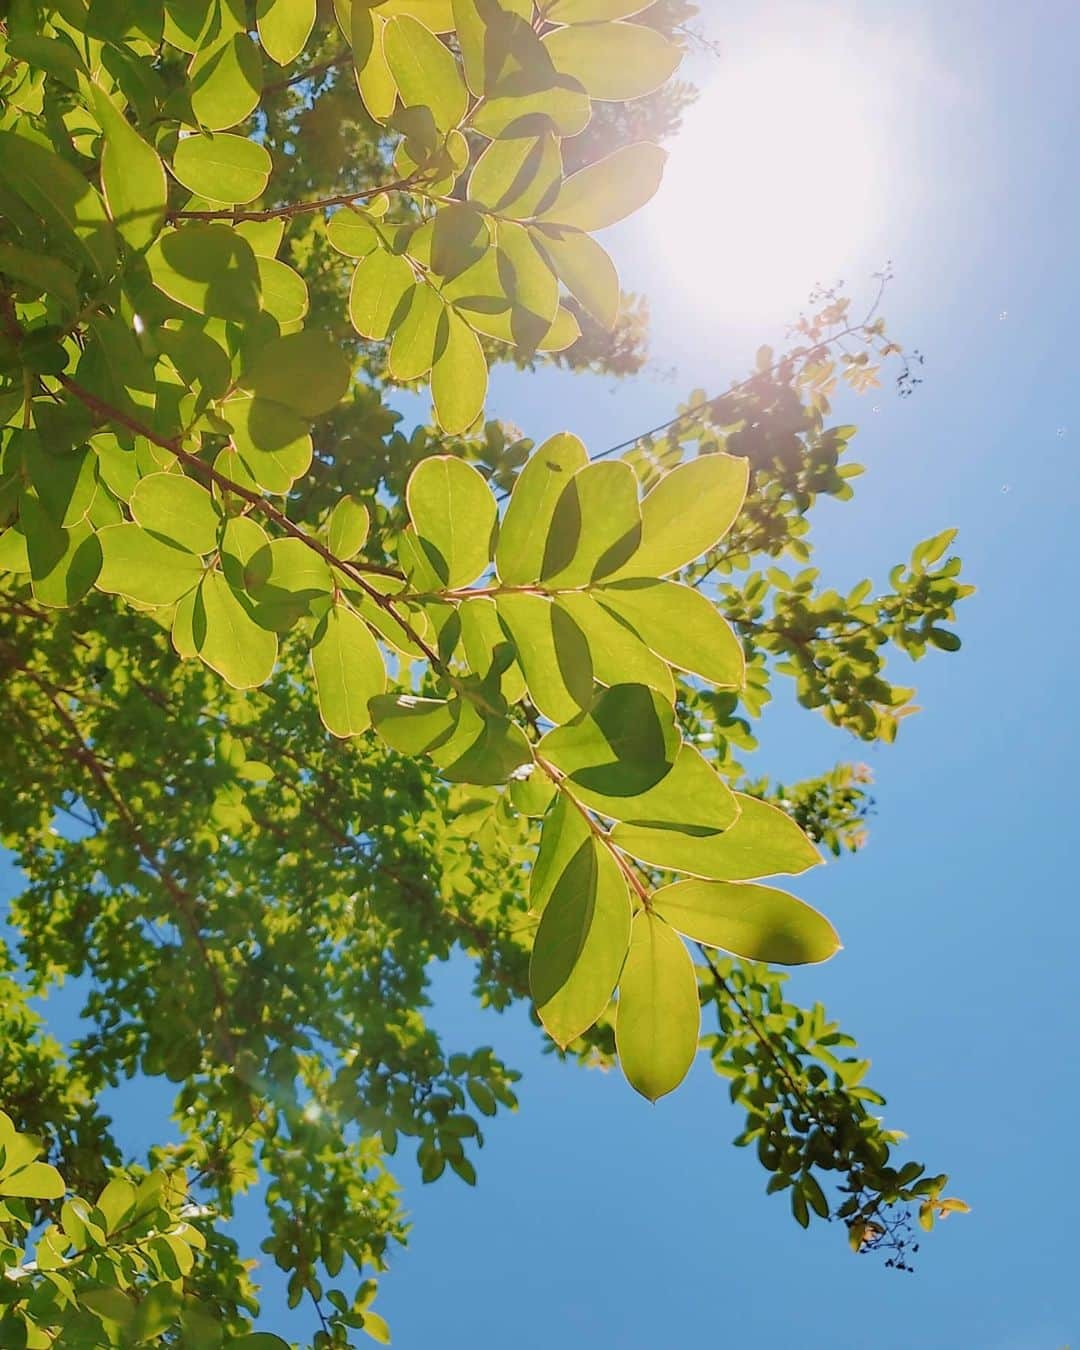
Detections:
[167, 174, 421, 224]
[261, 47, 350, 96]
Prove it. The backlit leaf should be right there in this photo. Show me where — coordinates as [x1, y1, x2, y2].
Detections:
[173, 133, 272, 205]
[256, 0, 316, 66]
[495, 432, 588, 584]
[496, 592, 593, 723]
[530, 836, 631, 1046]
[311, 603, 385, 737]
[616, 910, 699, 1101]
[130, 473, 220, 554]
[405, 454, 496, 588]
[595, 579, 744, 687]
[540, 141, 667, 230]
[92, 87, 167, 252]
[653, 879, 840, 965]
[542, 21, 679, 101]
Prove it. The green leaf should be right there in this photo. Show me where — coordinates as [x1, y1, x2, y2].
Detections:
[459, 596, 526, 702]
[541, 0, 650, 19]
[540, 460, 641, 587]
[172, 132, 272, 205]
[147, 224, 261, 320]
[595, 579, 744, 687]
[97, 522, 204, 606]
[388, 284, 447, 381]
[612, 792, 822, 881]
[431, 309, 488, 434]
[554, 592, 673, 702]
[327, 496, 369, 560]
[383, 14, 467, 131]
[540, 141, 667, 230]
[538, 683, 678, 797]
[189, 33, 263, 131]
[615, 910, 699, 1101]
[241, 331, 351, 417]
[0, 241, 79, 312]
[256, 0, 316, 65]
[311, 604, 386, 738]
[607, 453, 749, 579]
[92, 87, 168, 252]
[652, 879, 840, 965]
[350, 248, 415, 340]
[227, 396, 314, 491]
[0, 1160, 65, 1200]
[496, 592, 593, 723]
[370, 694, 459, 756]
[129, 472, 220, 554]
[195, 570, 278, 689]
[530, 791, 590, 912]
[452, 0, 533, 94]
[405, 454, 496, 588]
[532, 224, 619, 328]
[351, 8, 398, 122]
[256, 254, 309, 324]
[468, 132, 562, 219]
[530, 835, 631, 1046]
[326, 208, 380, 258]
[430, 203, 490, 280]
[438, 709, 532, 785]
[0, 130, 117, 279]
[542, 21, 680, 101]
[24, 505, 101, 608]
[495, 432, 588, 584]
[575, 741, 738, 831]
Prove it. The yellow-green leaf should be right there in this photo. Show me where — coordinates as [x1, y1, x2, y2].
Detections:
[405, 453, 496, 588]
[607, 453, 749, 579]
[311, 603, 385, 737]
[172, 132, 272, 205]
[542, 21, 680, 100]
[595, 579, 744, 687]
[530, 835, 631, 1047]
[431, 308, 487, 433]
[256, 0, 316, 66]
[540, 141, 666, 230]
[495, 432, 588, 585]
[383, 14, 467, 131]
[616, 910, 699, 1101]
[349, 248, 415, 340]
[92, 87, 167, 252]
[653, 879, 840, 965]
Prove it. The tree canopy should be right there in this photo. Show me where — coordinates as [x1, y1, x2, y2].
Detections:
[0, 0, 971, 1344]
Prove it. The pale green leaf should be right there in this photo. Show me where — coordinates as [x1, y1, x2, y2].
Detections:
[541, 0, 650, 19]
[256, 254, 309, 324]
[554, 592, 674, 702]
[405, 454, 496, 588]
[616, 910, 699, 1101]
[538, 683, 678, 797]
[0, 1160, 66, 1200]
[189, 33, 263, 130]
[227, 396, 314, 491]
[540, 459, 641, 587]
[540, 141, 667, 230]
[349, 248, 415, 339]
[172, 132, 272, 205]
[495, 432, 588, 585]
[468, 132, 562, 218]
[326, 208, 380, 258]
[607, 453, 748, 579]
[384, 14, 467, 130]
[92, 87, 167, 252]
[613, 792, 823, 881]
[530, 836, 631, 1046]
[388, 284, 447, 381]
[653, 879, 840, 965]
[327, 496, 369, 560]
[529, 792, 590, 913]
[97, 522, 203, 606]
[532, 224, 619, 328]
[595, 579, 744, 687]
[431, 308, 488, 434]
[147, 224, 261, 320]
[241, 331, 351, 417]
[542, 21, 679, 101]
[256, 0, 316, 65]
[130, 472, 220, 554]
[196, 570, 278, 689]
[495, 592, 593, 723]
[311, 603, 385, 737]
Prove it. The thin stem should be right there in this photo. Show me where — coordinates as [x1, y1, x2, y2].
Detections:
[167, 173, 421, 223]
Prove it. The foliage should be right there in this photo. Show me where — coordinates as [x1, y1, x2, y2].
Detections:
[0, 0, 971, 1342]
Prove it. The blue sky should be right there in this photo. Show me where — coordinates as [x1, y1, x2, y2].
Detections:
[4, 1, 1079, 1346]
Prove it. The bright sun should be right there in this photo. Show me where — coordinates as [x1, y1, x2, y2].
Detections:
[645, 38, 885, 327]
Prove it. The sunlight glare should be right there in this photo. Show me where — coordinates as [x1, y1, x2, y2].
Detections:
[646, 39, 884, 326]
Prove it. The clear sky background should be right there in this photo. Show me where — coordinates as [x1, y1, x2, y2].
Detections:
[4, 1, 1079, 1346]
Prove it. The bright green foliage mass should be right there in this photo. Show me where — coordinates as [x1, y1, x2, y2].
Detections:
[0, 0, 972, 1343]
